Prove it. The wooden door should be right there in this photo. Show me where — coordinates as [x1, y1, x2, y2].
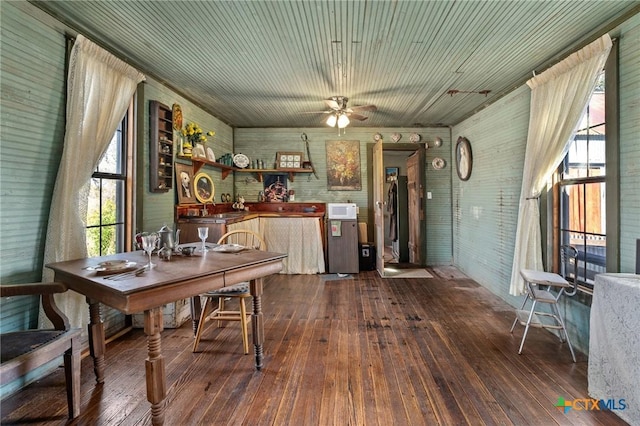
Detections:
[373, 141, 385, 275]
[407, 151, 424, 264]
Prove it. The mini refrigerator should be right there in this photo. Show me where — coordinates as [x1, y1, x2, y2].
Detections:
[326, 203, 359, 274]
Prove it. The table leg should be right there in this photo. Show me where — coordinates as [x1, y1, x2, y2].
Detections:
[87, 298, 105, 383]
[190, 296, 202, 336]
[250, 278, 264, 370]
[144, 307, 166, 426]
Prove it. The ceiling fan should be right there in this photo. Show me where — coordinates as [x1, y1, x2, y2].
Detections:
[307, 96, 377, 128]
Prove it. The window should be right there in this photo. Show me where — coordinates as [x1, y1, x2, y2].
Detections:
[86, 113, 129, 257]
[558, 72, 606, 289]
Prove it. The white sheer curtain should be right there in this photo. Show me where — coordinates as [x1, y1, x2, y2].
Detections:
[509, 34, 612, 296]
[40, 35, 145, 329]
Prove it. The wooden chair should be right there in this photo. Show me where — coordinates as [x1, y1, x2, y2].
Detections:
[0, 282, 82, 419]
[192, 230, 266, 354]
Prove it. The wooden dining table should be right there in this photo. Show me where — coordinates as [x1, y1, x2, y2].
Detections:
[46, 247, 286, 426]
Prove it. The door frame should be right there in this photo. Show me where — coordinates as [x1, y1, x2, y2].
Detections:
[369, 142, 426, 276]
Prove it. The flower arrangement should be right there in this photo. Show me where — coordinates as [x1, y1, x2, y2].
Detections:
[181, 122, 215, 148]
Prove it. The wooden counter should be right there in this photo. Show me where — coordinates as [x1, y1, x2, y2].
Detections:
[176, 203, 326, 274]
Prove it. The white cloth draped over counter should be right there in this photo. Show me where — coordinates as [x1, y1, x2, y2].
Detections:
[228, 217, 326, 274]
[589, 273, 640, 425]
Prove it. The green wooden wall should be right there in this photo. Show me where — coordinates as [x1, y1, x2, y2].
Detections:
[450, 13, 640, 353]
[136, 81, 234, 234]
[1, 0, 638, 398]
[234, 127, 453, 265]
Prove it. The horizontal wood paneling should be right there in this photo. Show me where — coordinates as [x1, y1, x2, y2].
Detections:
[137, 79, 235, 234]
[618, 14, 640, 272]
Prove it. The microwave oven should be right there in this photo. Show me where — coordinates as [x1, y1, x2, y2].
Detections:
[327, 203, 357, 220]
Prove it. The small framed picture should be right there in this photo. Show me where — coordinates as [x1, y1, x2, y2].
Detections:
[385, 167, 399, 183]
[175, 163, 196, 204]
[276, 151, 304, 169]
[194, 172, 215, 204]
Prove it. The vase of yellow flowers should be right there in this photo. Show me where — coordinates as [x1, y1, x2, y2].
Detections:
[181, 122, 215, 158]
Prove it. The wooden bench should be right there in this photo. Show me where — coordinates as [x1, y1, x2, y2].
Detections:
[1, 282, 81, 419]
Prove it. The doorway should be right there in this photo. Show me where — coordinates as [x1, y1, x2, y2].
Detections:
[372, 143, 426, 277]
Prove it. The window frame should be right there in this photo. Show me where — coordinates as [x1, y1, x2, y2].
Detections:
[549, 40, 619, 295]
[85, 99, 136, 255]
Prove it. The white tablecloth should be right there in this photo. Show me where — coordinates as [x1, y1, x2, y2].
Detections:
[589, 273, 640, 424]
[260, 217, 325, 274]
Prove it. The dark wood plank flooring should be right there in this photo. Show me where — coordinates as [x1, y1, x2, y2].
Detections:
[1, 268, 627, 425]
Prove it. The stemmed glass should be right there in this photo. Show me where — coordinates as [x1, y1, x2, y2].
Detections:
[198, 227, 209, 253]
[141, 232, 159, 269]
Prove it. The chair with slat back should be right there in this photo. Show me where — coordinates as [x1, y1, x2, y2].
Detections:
[192, 230, 266, 354]
[560, 244, 579, 296]
[0, 282, 82, 419]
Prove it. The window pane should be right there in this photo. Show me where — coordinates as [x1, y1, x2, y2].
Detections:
[87, 224, 120, 257]
[87, 178, 102, 227]
[560, 182, 606, 234]
[97, 131, 122, 174]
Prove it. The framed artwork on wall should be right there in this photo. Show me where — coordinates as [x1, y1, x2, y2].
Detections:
[385, 167, 399, 182]
[455, 136, 473, 181]
[325, 140, 361, 190]
[276, 152, 304, 169]
[263, 174, 288, 202]
[194, 172, 215, 204]
[175, 163, 196, 204]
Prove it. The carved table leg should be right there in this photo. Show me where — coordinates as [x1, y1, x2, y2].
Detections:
[190, 296, 202, 336]
[145, 306, 166, 426]
[250, 278, 264, 370]
[87, 298, 105, 383]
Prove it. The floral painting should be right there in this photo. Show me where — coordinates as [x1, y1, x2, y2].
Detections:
[325, 140, 361, 190]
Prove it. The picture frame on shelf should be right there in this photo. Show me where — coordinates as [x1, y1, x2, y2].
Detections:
[175, 163, 196, 204]
[194, 172, 215, 204]
[276, 151, 303, 169]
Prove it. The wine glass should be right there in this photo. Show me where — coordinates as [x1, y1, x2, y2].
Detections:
[141, 232, 158, 269]
[198, 227, 209, 253]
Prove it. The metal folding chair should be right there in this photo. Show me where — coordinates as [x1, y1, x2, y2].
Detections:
[510, 257, 578, 362]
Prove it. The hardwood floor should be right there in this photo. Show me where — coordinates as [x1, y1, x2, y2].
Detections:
[1, 268, 627, 425]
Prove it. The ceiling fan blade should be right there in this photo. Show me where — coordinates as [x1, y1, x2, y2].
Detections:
[347, 113, 369, 121]
[325, 99, 341, 110]
[302, 110, 332, 114]
[349, 104, 377, 112]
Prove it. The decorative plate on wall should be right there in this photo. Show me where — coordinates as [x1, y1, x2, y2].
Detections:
[432, 157, 446, 170]
[391, 132, 402, 143]
[409, 133, 421, 143]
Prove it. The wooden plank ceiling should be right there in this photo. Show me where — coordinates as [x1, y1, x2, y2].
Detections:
[30, 1, 639, 128]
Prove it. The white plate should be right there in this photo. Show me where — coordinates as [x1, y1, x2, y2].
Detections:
[95, 260, 136, 272]
[233, 153, 250, 168]
[211, 244, 247, 253]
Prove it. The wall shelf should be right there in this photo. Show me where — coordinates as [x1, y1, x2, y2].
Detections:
[149, 100, 173, 192]
[176, 155, 312, 182]
[237, 168, 313, 182]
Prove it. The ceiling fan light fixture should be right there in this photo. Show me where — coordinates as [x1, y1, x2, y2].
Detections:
[337, 113, 350, 128]
[326, 114, 338, 127]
